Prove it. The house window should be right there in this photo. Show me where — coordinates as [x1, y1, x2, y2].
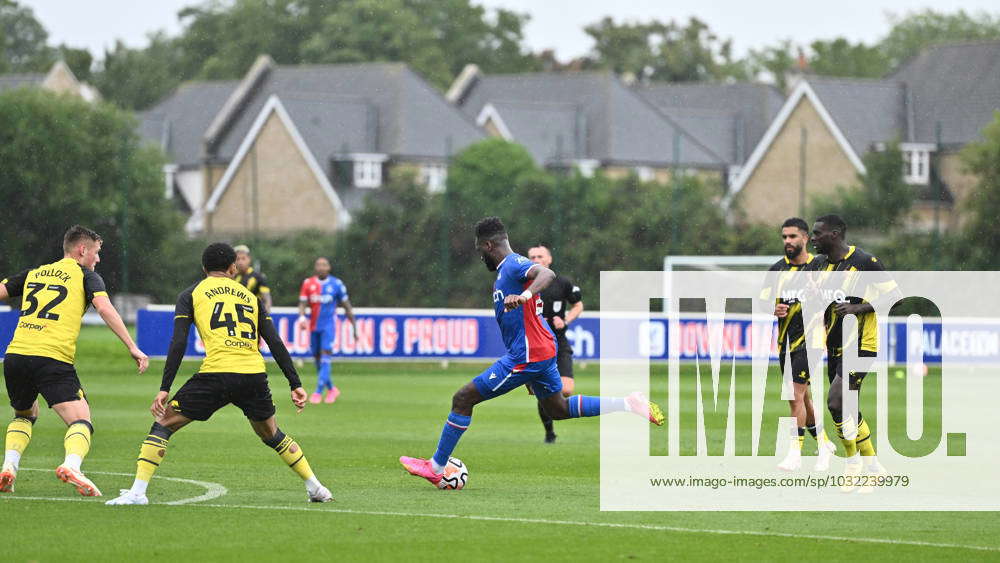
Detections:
[574, 159, 599, 178]
[635, 166, 655, 182]
[901, 145, 933, 185]
[352, 154, 386, 188]
[420, 163, 448, 193]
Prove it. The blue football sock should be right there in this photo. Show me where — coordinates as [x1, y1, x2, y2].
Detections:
[567, 395, 626, 418]
[321, 355, 334, 389]
[316, 356, 332, 392]
[432, 413, 472, 468]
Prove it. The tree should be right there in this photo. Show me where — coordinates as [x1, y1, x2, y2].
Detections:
[881, 9, 1000, 69]
[808, 38, 888, 78]
[585, 16, 747, 83]
[94, 34, 185, 110]
[92, 0, 538, 108]
[0, 88, 187, 300]
[959, 111, 1000, 268]
[55, 44, 93, 82]
[746, 39, 797, 91]
[0, 0, 50, 73]
[750, 10, 1000, 88]
[300, 0, 454, 87]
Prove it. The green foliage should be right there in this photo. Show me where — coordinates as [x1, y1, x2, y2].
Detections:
[881, 9, 1000, 68]
[753, 10, 1000, 87]
[746, 40, 797, 92]
[584, 16, 747, 82]
[810, 143, 913, 230]
[94, 0, 538, 109]
[327, 139, 775, 309]
[808, 38, 888, 78]
[94, 34, 182, 110]
[0, 0, 50, 72]
[959, 111, 1000, 268]
[55, 44, 93, 81]
[0, 88, 186, 300]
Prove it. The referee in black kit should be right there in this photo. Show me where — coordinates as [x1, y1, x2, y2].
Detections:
[527, 245, 583, 443]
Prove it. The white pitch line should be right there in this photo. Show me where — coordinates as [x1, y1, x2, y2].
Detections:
[178, 502, 998, 553]
[12, 468, 227, 505]
[5, 478, 997, 553]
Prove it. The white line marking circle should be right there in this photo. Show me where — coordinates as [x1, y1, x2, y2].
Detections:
[12, 468, 227, 505]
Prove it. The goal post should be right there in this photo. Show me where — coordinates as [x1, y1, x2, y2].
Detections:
[662, 255, 781, 313]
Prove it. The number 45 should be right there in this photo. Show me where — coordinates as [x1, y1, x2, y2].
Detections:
[210, 302, 257, 340]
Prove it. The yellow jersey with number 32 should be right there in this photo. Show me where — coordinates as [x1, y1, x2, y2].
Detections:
[2, 257, 108, 364]
[174, 275, 266, 374]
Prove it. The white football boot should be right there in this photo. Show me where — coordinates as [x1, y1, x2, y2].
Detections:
[105, 489, 149, 505]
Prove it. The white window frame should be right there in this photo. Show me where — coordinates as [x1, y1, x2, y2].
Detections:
[574, 159, 600, 178]
[351, 153, 388, 189]
[900, 143, 934, 185]
[420, 163, 448, 193]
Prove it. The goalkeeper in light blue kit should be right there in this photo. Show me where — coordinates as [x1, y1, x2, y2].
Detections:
[298, 257, 357, 405]
[400, 217, 664, 486]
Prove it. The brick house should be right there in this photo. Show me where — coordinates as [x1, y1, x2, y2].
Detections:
[729, 41, 1000, 229]
[140, 56, 484, 235]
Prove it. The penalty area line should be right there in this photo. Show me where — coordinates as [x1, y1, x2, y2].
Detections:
[182, 502, 999, 553]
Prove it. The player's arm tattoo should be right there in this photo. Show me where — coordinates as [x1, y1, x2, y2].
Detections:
[524, 264, 556, 294]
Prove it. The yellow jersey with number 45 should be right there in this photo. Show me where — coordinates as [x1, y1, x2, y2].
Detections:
[2, 257, 108, 364]
[175, 275, 266, 374]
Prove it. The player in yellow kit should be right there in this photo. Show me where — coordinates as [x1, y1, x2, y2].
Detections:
[106, 243, 332, 505]
[0, 225, 149, 496]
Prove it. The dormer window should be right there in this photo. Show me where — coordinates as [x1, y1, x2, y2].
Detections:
[901, 143, 934, 185]
[351, 153, 387, 188]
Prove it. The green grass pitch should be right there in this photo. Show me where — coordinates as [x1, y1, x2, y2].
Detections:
[2, 327, 997, 561]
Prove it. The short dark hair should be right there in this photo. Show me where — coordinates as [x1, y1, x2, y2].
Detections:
[202, 242, 237, 273]
[815, 214, 847, 235]
[781, 217, 809, 233]
[474, 216, 507, 241]
[63, 225, 102, 254]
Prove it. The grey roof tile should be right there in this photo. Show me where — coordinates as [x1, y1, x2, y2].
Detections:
[212, 63, 483, 164]
[139, 80, 239, 167]
[0, 73, 44, 92]
[636, 82, 784, 165]
[890, 41, 1000, 146]
[458, 72, 725, 168]
[143, 63, 484, 175]
[806, 77, 906, 154]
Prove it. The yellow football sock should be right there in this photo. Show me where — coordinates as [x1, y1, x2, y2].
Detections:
[834, 419, 858, 457]
[5, 417, 33, 456]
[134, 423, 173, 484]
[796, 428, 805, 450]
[136, 434, 170, 483]
[856, 417, 876, 457]
[63, 420, 92, 461]
[266, 431, 315, 481]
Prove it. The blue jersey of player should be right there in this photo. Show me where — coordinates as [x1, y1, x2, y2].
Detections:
[299, 275, 348, 331]
[492, 253, 556, 365]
